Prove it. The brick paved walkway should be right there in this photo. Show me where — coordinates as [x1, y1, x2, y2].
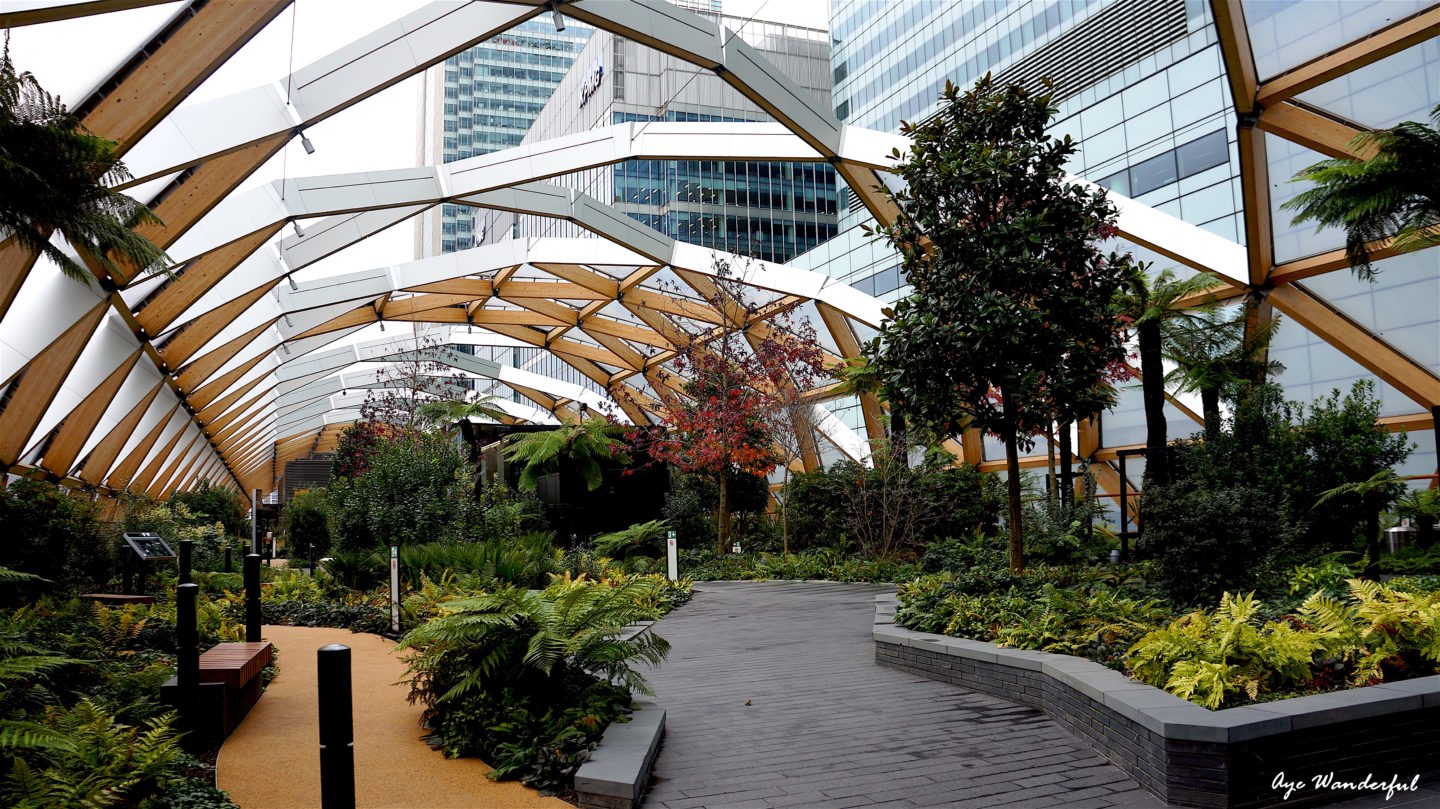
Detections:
[642, 581, 1163, 808]
[641, 581, 1437, 809]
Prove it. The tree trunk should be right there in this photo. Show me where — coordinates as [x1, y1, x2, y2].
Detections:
[781, 465, 790, 556]
[1058, 421, 1073, 509]
[1365, 496, 1381, 569]
[891, 410, 908, 468]
[1046, 427, 1058, 505]
[1138, 319, 1169, 489]
[717, 473, 730, 557]
[1001, 390, 1025, 573]
[1201, 386, 1222, 443]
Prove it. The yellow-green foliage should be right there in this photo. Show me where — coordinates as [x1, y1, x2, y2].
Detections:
[1301, 578, 1440, 685]
[1128, 582, 1440, 709]
[1127, 593, 1324, 709]
[1, 700, 186, 808]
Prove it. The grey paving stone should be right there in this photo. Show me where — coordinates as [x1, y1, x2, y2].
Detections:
[640, 581, 1156, 808]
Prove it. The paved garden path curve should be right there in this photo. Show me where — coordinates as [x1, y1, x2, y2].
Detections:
[641, 582, 1436, 809]
[642, 581, 1162, 809]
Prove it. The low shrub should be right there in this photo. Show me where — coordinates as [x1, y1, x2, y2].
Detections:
[400, 578, 670, 791]
[895, 570, 1169, 668]
[1129, 580, 1440, 709]
[678, 549, 920, 583]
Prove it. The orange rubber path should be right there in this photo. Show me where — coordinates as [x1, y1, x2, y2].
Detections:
[217, 624, 571, 809]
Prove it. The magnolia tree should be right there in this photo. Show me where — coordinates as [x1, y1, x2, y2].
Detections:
[628, 256, 831, 557]
[864, 76, 1133, 572]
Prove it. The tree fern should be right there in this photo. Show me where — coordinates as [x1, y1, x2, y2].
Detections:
[0, 34, 169, 284]
[1282, 104, 1440, 279]
[504, 418, 630, 492]
[592, 520, 670, 559]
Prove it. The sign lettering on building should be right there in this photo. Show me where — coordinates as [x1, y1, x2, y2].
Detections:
[579, 58, 604, 109]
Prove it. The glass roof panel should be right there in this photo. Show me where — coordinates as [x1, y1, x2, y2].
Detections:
[1267, 306, 1422, 417]
[1267, 134, 1347, 264]
[1242, 0, 1426, 81]
[1298, 252, 1440, 376]
[1296, 39, 1440, 129]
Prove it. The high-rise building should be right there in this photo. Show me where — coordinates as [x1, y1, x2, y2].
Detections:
[414, 17, 593, 258]
[796, 0, 1437, 483]
[492, 9, 838, 266]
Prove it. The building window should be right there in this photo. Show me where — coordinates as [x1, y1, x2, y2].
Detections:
[1176, 129, 1228, 178]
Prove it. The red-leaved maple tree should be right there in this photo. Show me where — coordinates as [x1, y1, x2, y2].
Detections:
[627, 256, 831, 557]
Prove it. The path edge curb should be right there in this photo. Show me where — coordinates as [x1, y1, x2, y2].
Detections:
[872, 594, 1440, 809]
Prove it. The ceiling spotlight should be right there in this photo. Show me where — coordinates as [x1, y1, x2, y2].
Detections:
[283, 314, 293, 328]
[300, 132, 315, 155]
[548, 0, 565, 31]
[292, 220, 305, 238]
[287, 274, 298, 291]
[379, 321, 386, 332]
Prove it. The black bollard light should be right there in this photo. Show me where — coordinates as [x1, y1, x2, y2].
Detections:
[176, 582, 200, 734]
[224, 545, 233, 573]
[317, 644, 355, 809]
[309, 544, 317, 577]
[244, 553, 262, 642]
[178, 539, 193, 585]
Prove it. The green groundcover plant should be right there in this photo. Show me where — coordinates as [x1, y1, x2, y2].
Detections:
[895, 555, 1440, 710]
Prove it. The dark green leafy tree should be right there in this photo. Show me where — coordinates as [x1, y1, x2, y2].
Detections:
[1115, 266, 1218, 490]
[168, 479, 249, 538]
[862, 76, 1132, 572]
[282, 488, 331, 561]
[1283, 104, 1440, 280]
[0, 36, 168, 283]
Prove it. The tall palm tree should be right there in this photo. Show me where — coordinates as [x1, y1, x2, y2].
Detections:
[1115, 265, 1218, 489]
[0, 36, 168, 283]
[1164, 305, 1284, 441]
[1283, 103, 1440, 280]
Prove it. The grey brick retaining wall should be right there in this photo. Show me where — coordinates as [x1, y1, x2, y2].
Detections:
[872, 595, 1440, 808]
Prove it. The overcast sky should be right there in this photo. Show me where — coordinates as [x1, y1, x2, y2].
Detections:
[6, 0, 830, 343]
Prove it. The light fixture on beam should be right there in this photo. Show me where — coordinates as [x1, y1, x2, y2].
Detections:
[292, 220, 305, 238]
[548, 0, 565, 31]
[287, 274, 298, 291]
[300, 132, 315, 155]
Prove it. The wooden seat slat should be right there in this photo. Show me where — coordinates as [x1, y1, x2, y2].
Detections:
[197, 641, 272, 688]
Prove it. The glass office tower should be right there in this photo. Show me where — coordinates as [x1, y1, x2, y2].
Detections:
[499, 10, 838, 266]
[414, 17, 593, 258]
[798, 0, 1436, 483]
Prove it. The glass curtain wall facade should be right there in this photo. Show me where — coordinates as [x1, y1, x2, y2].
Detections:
[797, 0, 1436, 487]
[495, 12, 838, 266]
[414, 17, 593, 258]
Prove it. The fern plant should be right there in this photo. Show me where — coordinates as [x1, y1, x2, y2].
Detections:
[592, 520, 669, 559]
[0, 700, 186, 808]
[1127, 592, 1323, 708]
[1302, 578, 1440, 685]
[503, 418, 630, 492]
[0, 34, 170, 284]
[400, 576, 670, 706]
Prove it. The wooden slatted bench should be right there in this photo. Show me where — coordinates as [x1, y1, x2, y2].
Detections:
[164, 641, 272, 741]
[202, 642, 272, 736]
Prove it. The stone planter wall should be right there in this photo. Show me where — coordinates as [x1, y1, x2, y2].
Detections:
[872, 596, 1440, 808]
